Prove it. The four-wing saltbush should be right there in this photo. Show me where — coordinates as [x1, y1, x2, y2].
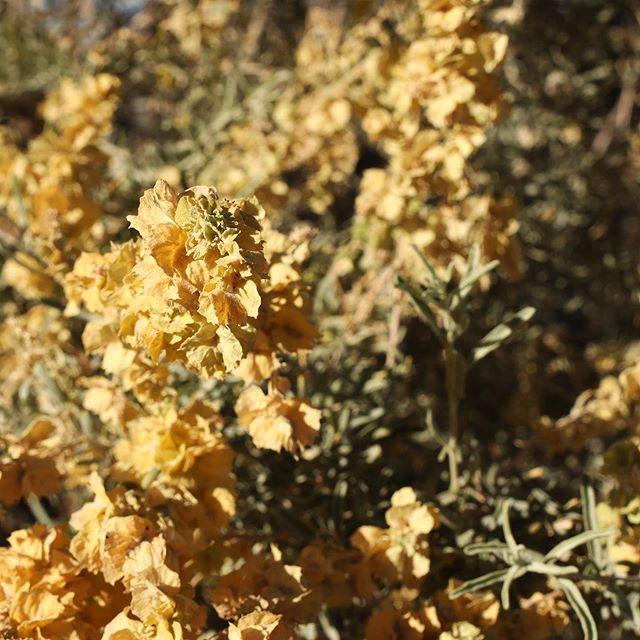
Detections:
[0, 1, 638, 639]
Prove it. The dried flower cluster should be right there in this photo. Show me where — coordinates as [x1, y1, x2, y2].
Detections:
[195, 0, 519, 282]
[0, 74, 120, 298]
[65, 180, 316, 383]
[0, 0, 638, 638]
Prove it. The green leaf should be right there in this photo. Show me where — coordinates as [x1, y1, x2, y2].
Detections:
[458, 258, 499, 298]
[472, 324, 512, 362]
[396, 277, 443, 341]
[449, 568, 510, 599]
[557, 577, 598, 640]
[545, 528, 616, 561]
[411, 244, 440, 284]
[471, 307, 535, 364]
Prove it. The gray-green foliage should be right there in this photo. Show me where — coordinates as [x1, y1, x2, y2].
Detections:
[451, 499, 616, 640]
[397, 245, 535, 492]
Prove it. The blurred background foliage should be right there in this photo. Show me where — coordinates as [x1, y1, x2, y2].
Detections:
[1, 0, 640, 638]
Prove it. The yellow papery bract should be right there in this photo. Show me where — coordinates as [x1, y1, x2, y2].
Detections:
[435, 580, 500, 632]
[366, 606, 435, 640]
[515, 591, 570, 639]
[351, 488, 439, 586]
[228, 611, 294, 640]
[101, 609, 185, 640]
[235, 384, 321, 455]
[123, 537, 180, 623]
[0, 417, 64, 506]
[101, 516, 156, 585]
[0, 2, 606, 639]
[208, 547, 317, 624]
[112, 399, 236, 534]
[70, 473, 116, 572]
[1, 253, 58, 301]
[0, 74, 120, 293]
[311, 0, 517, 278]
[241, 224, 319, 379]
[364, 578, 500, 640]
[0, 524, 125, 639]
[298, 543, 376, 608]
[65, 173, 319, 395]
[66, 474, 208, 638]
[39, 74, 120, 148]
[439, 622, 485, 640]
[603, 436, 640, 496]
[160, 0, 239, 59]
[537, 367, 637, 454]
[69, 473, 156, 584]
[67, 179, 318, 381]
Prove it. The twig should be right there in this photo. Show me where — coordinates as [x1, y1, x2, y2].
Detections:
[591, 81, 636, 160]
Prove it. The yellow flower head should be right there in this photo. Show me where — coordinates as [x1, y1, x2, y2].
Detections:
[116, 180, 267, 378]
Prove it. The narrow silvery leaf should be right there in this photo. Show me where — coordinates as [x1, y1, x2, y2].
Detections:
[557, 577, 598, 640]
[627, 592, 640, 628]
[545, 528, 616, 561]
[500, 565, 524, 609]
[449, 568, 510, 599]
[411, 244, 440, 284]
[526, 561, 579, 576]
[452, 244, 479, 305]
[458, 259, 499, 298]
[11, 174, 28, 227]
[396, 277, 443, 341]
[464, 542, 511, 557]
[511, 306, 535, 322]
[472, 307, 535, 364]
[27, 493, 54, 527]
[467, 243, 480, 275]
[351, 407, 385, 428]
[425, 408, 444, 442]
[581, 477, 605, 569]
[500, 500, 518, 551]
[444, 260, 456, 285]
[472, 323, 512, 363]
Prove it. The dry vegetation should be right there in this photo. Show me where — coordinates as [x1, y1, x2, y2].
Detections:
[0, 0, 639, 638]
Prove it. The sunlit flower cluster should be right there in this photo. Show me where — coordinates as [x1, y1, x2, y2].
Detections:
[0, 0, 635, 638]
[0, 74, 120, 298]
[65, 180, 316, 382]
[537, 359, 640, 453]
[235, 378, 321, 455]
[351, 487, 440, 587]
[196, 0, 518, 281]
